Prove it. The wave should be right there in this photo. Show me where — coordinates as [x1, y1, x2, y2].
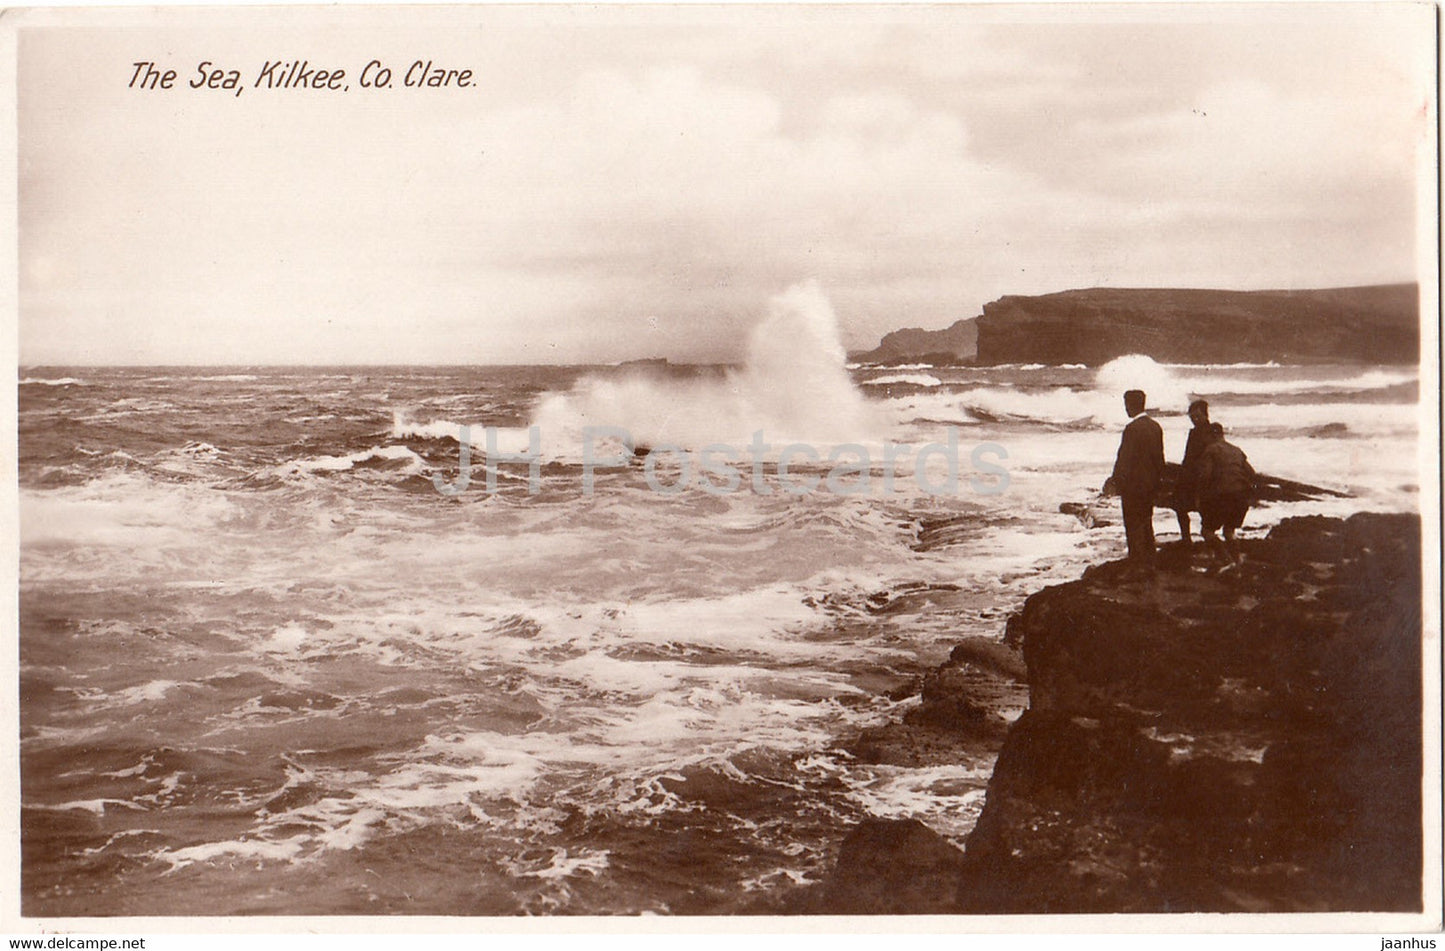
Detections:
[391, 413, 468, 442]
[1214, 400, 1419, 435]
[19, 472, 244, 554]
[955, 387, 1103, 427]
[125, 373, 263, 384]
[273, 445, 427, 477]
[178, 441, 223, 457]
[1169, 367, 1417, 397]
[966, 363, 1088, 371]
[20, 376, 86, 386]
[929, 358, 1417, 430]
[862, 374, 942, 388]
[530, 283, 888, 453]
[1093, 355, 1193, 413]
[905, 354, 1188, 427]
[1162, 361, 1282, 370]
[942, 358, 1419, 428]
[159, 837, 306, 871]
[885, 393, 977, 426]
[40, 799, 147, 815]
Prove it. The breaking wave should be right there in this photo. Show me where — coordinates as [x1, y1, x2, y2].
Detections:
[20, 376, 87, 386]
[862, 373, 942, 388]
[530, 282, 888, 452]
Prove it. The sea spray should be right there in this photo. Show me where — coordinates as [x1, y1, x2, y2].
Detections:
[531, 282, 887, 451]
[941, 356, 1189, 429]
[1094, 354, 1191, 415]
[732, 281, 882, 443]
[431, 284, 1012, 496]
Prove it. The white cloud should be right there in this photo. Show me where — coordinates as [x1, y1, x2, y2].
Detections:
[1077, 77, 1420, 206]
[18, 7, 1432, 364]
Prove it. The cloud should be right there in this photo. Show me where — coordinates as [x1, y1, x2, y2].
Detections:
[18, 8, 1432, 364]
[1075, 78, 1420, 205]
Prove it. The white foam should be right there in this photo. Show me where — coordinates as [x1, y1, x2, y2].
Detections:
[43, 798, 147, 815]
[883, 392, 978, 426]
[159, 837, 306, 871]
[157, 373, 261, 383]
[1223, 400, 1417, 435]
[81, 829, 164, 856]
[508, 847, 610, 881]
[310, 806, 390, 851]
[19, 376, 86, 386]
[20, 473, 241, 567]
[953, 386, 1104, 425]
[115, 680, 188, 704]
[840, 762, 991, 839]
[1094, 355, 1192, 414]
[1162, 361, 1283, 370]
[391, 413, 468, 442]
[530, 283, 888, 455]
[274, 444, 426, 476]
[886, 357, 1189, 428]
[862, 373, 942, 387]
[263, 624, 309, 654]
[1170, 366, 1417, 396]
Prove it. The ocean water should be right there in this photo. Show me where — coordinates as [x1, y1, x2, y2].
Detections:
[18, 300, 1421, 916]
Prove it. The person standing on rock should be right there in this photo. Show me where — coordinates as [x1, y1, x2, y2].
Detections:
[1173, 399, 1212, 548]
[1197, 422, 1257, 572]
[1111, 389, 1165, 564]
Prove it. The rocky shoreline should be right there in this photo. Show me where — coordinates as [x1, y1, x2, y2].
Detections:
[798, 512, 1424, 915]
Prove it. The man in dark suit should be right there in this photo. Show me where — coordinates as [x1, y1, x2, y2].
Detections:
[1172, 399, 1212, 547]
[1111, 389, 1165, 563]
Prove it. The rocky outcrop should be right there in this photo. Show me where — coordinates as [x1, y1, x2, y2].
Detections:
[853, 318, 978, 366]
[810, 513, 1424, 914]
[1088, 462, 1349, 520]
[973, 285, 1418, 366]
[813, 819, 975, 914]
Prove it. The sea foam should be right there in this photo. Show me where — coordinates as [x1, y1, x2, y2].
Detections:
[530, 282, 887, 454]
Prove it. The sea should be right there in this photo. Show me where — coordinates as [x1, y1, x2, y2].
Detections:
[17, 292, 1422, 916]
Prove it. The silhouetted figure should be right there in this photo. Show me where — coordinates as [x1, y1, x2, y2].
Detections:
[1111, 389, 1165, 564]
[1197, 422, 1257, 571]
[1173, 399, 1211, 546]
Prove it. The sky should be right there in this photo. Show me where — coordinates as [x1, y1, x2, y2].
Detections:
[16, 4, 1436, 365]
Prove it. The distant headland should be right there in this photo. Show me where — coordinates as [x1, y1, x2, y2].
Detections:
[852, 283, 1420, 366]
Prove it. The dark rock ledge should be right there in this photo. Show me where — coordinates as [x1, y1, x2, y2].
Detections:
[802, 513, 1424, 915]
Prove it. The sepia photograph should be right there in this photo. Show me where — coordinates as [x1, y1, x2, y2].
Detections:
[5, 1, 1441, 935]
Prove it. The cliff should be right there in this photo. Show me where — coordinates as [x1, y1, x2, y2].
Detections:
[807, 513, 1424, 914]
[854, 284, 1418, 367]
[853, 318, 978, 366]
[973, 284, 1419, 366]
